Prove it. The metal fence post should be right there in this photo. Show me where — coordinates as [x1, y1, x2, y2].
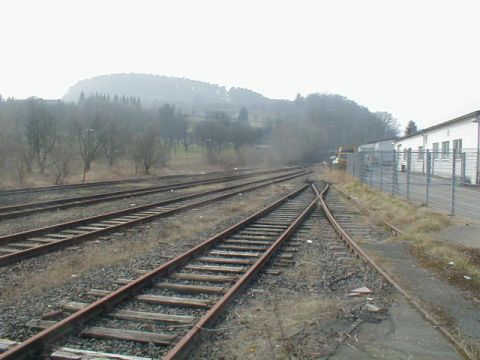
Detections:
[451, 152, 456, 215]
[425, 150, 430, 206]
[391, 150, 396, 195]
[368, 154, 373, 185]
[406, 149, 411, 200]
[357, 153, 362, 182]
[352, 153, 356, 176]
[379, 151, 384, 191]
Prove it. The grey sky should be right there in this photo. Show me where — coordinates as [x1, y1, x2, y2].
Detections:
[0, 0, 478, 129]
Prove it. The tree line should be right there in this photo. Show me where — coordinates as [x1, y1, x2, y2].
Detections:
[0, 93, 262, 185]
[0, 91, 399, 186]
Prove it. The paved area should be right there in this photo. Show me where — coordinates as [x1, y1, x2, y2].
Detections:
[432, 219, 480, 249]
[331, 294, 463, 360]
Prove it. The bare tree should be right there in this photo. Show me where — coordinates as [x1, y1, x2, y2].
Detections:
[375, 111, 400, 138]
[22, 99, 57, 174]
[131, 130, 169, 175]
[77, 123, 105, 183]
[50, 140, 74, 184]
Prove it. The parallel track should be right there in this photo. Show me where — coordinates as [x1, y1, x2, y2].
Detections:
[0, 167, 270, 196]
[0, 183, 320, 360]
[0, 167, 298, 220]
[0, 169, 309, 266]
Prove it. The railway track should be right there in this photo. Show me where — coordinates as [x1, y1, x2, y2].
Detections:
[320, 185, 472, 360]
[0, 167, 299, 220]
[0, 181, 468, 359]
[0, 167, 270, 196]
[0, 182, 320, 360]
[0, 169, 309, 266]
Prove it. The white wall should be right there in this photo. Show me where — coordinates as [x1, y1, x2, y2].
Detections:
[394, 117, 479, 182]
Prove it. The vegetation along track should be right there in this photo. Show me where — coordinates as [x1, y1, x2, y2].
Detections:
[0, 182, 320, 360]
[321, 186, 472, 360]
[0, 166, 267, 196]
[0, 167, 299, 220]
[0, 169, 309, 266]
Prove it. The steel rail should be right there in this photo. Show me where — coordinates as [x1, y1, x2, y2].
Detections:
[317, 183, 473, 360]
[0, 167, 297, 220]
[163, 184, 320, 359]
[0, 170, 310, 266]
[0, 166, 276, 196]
[0, 183, 316, 360]
[333, 185, 403, 234]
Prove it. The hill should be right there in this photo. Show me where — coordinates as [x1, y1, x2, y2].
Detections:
[63, 73, 271, 108]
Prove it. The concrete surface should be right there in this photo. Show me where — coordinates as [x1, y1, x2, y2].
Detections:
[433, 220, 480, 249]
[331, 294, 463, 360]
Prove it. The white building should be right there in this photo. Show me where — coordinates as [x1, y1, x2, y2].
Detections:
[394, 110, 480, 183]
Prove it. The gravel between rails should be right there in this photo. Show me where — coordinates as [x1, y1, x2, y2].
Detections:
[0, 173, 283, 236]
[192, 207, 394, 359]
[0, 178, 307, 353]
[0, 168, 275, 206]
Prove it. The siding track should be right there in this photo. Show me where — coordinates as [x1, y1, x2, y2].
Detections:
[0, 167, 273, 196]
[0, 167, 299, 220]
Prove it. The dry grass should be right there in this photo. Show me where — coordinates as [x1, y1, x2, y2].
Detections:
[0, 183, 290, 304]
[0, 154, 236, 189]
[222, 294, 341, 360]
[323, 168, 480, 292]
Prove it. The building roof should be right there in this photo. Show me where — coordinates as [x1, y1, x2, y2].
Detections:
[395, 110, 480, 142]
[363, 136, 397, 145]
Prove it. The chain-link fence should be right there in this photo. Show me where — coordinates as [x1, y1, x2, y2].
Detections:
[347, 149, 480, 220]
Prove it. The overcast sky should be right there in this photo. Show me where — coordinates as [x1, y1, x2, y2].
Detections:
[0, 0, 478, 128]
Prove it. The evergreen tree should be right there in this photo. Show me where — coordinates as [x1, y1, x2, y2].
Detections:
[78, 91, 86, 106]
[405, 120, 418, 135]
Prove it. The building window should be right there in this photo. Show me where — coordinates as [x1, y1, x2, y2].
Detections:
[418, 146, 424, 161]
[403, 149, 408, 160]
[442, 141, 450, 159]
[453, 139, 462, 156]
[432, 142, 439, 159]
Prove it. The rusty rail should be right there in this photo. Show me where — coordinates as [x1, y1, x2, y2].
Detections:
[0, 166, 281, 196]
[317, 182, 473, 360]
[0, 170, 309, 266]
[0, 167, 298, 220]
[0, 183, 318, 360]
[164, 184, 320, 359]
